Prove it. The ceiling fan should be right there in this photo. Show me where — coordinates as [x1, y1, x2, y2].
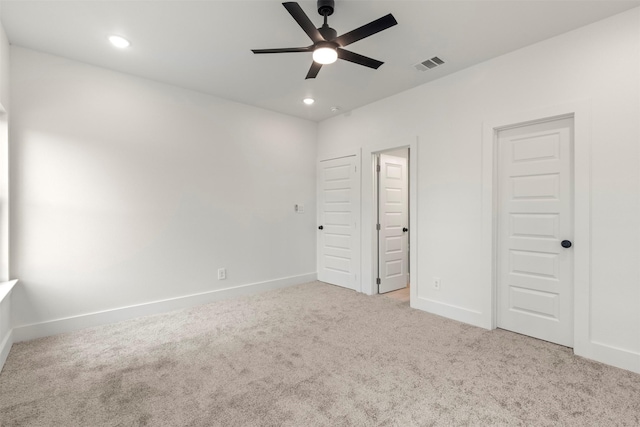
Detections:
[251, 0, 398, 79]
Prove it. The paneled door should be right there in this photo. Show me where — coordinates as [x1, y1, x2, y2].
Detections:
[317, 155, 360, 291]
[378, 153, 408, 293]
[497, 117, 574, 347]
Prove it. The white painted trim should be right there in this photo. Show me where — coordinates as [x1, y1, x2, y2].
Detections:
[0, 328, 13, 372]
[362, 137, 418, 297]
[409, 139, 419, 307]
[585, 341, 640, 375]
[354, 152, 362, 292]
[371, 153, 380, 295]
[12, 273, 316, 343]
[571, 103, 592, 359]
[638, 17, 640, 375]
[412, 296, 484, 327]
[0, 279, 17, 303]
[481, 101, 624, 365]
[0, 112, 9, 282]
[318, 149, 359, 163]
[0, 280, 16, 373]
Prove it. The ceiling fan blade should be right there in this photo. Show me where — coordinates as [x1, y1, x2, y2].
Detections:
[337, 49, 384, 69]
[252, 47, 312, 54]
[333, 14, 398, 47]
[305, 61, 323, 79]
[283, 2, 325, 44]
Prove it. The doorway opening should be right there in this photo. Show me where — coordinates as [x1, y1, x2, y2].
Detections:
[374, 147, 410, 299]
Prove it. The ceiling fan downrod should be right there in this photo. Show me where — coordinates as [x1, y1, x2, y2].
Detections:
[317, 0, 337, 41]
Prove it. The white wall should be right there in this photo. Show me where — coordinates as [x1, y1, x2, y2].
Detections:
[10, 47, 317, 334]
[0, 19, 13, 372]
[0, 26, 8, 110]
[318, 8, 640, 372]
[0, 21, 10, 281]
[0, 15, 8, 110]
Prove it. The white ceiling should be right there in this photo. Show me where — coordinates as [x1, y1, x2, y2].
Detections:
[1, 0, 639, 122]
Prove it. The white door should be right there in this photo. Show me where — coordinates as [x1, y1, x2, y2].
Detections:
[497, 117, 574, 347]
[378, 153, 409, 294]
[317, 155, 360, 291]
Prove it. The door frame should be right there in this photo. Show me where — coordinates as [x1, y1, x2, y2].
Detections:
[363, 137, 418, 298]
[317, 149, 362, 292]
[482, 101, 591, 354]
[0, 107, 8, 282]
[374, 149, 410, 294]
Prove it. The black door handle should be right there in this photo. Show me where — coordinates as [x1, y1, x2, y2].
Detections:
[318, 225, 324, 230]
[403, 227, 408, 232]
[561, 240, 572, 248]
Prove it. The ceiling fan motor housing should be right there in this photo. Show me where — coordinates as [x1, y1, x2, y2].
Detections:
[319, 25, 337, 41]
[317, 0, 334, 16]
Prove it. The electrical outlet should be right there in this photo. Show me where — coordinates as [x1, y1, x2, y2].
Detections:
[218, 268, 226, 280]
[294, 204, 305, 213]
[433, 277, 441, 290]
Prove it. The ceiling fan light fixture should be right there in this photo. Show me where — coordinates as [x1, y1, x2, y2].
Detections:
[313, 46, 338, 65]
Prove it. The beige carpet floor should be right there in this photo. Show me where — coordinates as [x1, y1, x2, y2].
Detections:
[1, 281, 639, 426]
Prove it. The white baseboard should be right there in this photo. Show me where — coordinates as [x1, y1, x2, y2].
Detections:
[13, 273, 317, 343]
[412, 296, 640, 374]
[0, 280, 18, 373]
[576, 340, 640, 375]
[411, 296, 488, 329]
[0, 328, 13, 373]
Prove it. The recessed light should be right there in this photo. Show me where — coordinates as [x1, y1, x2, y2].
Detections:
[108, 35, 130, 49]
[303, 98, 315, 105]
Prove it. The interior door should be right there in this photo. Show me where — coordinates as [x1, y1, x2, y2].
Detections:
[497, 117, 574, 347]
[378, 152, 408, 294]
[317, 155, 360, 291]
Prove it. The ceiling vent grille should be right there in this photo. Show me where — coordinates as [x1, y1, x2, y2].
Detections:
[414, 56, 445, 71]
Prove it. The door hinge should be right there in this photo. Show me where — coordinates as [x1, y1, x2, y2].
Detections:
[376, 278, 381, 285]
[376, 164, 381, 172]
[376, 223, 380, 231]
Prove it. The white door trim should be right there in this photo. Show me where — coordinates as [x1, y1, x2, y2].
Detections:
[362, 137, 418, 297]
[317, 149, 361, 292]
[482, 101, 591, 351]
[319, 149, 360, 163]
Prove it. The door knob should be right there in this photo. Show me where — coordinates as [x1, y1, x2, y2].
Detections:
[318, 225, 324, 230]
[561, 240, 572, 248]
[403, 227, 408, 232]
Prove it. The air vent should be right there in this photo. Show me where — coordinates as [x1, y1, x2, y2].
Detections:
[414, 56, 445, 71]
